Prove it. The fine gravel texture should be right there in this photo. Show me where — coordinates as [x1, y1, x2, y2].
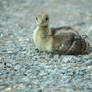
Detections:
[0, 0, 92, 92]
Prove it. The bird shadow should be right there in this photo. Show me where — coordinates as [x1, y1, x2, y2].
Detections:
[88, 47, 92, 54]
[35, 47, 92, 57]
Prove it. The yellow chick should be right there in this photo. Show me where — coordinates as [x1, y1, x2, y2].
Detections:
[33, 12, 89, 55]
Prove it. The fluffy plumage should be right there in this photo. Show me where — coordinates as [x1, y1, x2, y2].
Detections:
[33, 12, 89, 55]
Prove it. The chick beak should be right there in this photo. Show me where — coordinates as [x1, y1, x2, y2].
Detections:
[39, 18, 43, 24]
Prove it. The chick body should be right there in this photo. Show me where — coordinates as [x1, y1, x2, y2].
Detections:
[33, 26, 53, 52]
[33, 13, 89, 55]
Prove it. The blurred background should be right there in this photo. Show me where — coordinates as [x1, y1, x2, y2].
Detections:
[0, 0, 92, 92]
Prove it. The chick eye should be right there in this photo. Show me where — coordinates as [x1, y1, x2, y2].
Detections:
[46, 17, 48, 21]
[36, 17, 38, 20]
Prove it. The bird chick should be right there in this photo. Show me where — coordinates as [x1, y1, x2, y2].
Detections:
[33, 12, 89, 55]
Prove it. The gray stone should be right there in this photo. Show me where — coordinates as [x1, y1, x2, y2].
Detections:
[62, 56, 73, 63]
[14, 64, 21, 71]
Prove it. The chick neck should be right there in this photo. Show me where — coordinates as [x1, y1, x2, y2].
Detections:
[38, 24, 49, 29]
[38, 24, 50, 38]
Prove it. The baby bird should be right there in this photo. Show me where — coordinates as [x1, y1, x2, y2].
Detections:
[33, 12, 89, 55]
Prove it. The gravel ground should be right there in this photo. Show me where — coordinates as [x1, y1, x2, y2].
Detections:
[0, 0, 92, 92]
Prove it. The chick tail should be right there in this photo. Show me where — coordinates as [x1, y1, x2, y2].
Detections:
[81, 39, 90, 54]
